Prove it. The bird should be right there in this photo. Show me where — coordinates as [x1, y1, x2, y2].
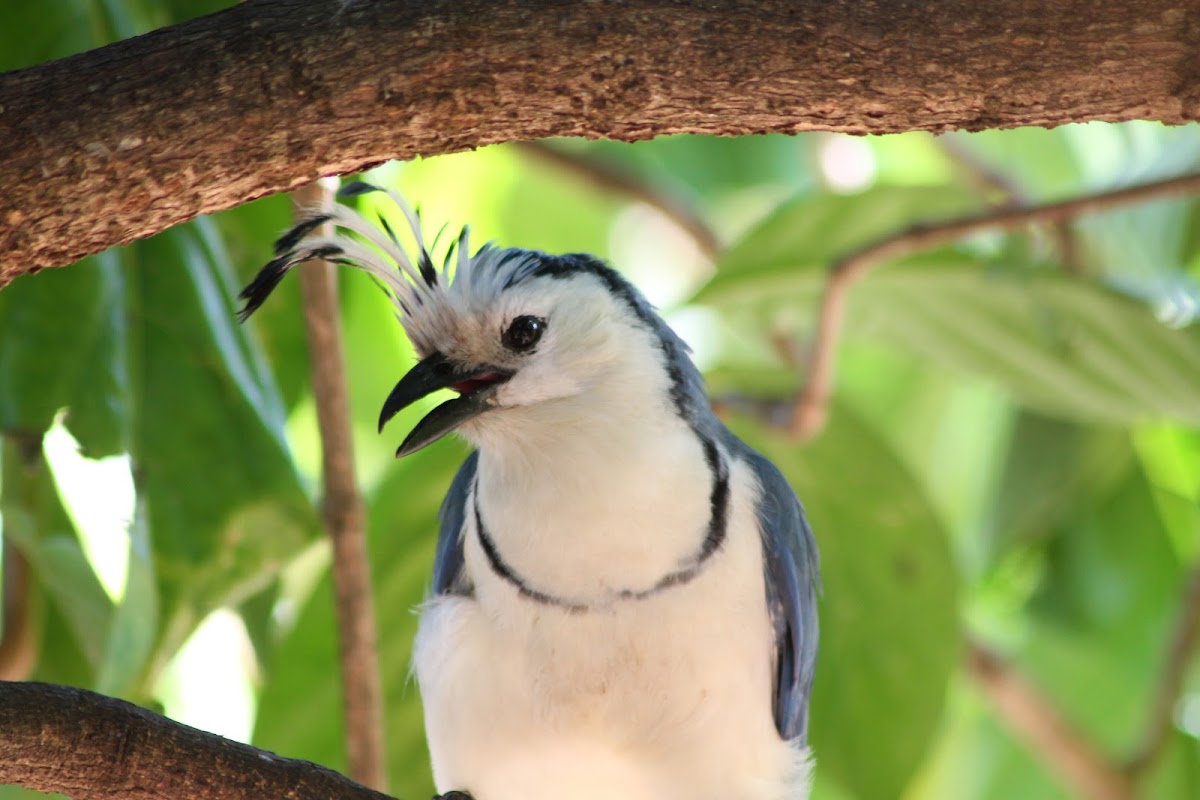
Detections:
[239, 181, 821, 800]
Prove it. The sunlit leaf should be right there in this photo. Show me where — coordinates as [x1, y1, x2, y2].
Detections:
[0, 438, 113, 673]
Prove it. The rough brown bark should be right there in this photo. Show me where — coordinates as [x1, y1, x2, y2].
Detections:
[0, 681, 395, 800]
[2, 0, 1198, 284]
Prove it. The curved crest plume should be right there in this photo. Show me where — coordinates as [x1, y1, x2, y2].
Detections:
[237, 180, 469, 323]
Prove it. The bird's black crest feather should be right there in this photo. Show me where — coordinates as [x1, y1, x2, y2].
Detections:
[273, 214, 332, 255]
[415, 208, 437, 288]
[337, 180, 383, 198]
[376, 212, 401, 246]
[237, 245, 345, 322]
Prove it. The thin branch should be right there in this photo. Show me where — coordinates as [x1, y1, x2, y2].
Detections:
[3, 0, 1199, 282]
[1124, 565, 1200, 776]
[0, 433, 45, 682]
[967, 641, 1135, 800]
[0, 681, 395, 800]
[789, 170, 1200, 439]
[513, 141, 722, 261]
[292, 180, 386, 791]
[938, 136, 1085, 274]
[0, 537, 36, 681]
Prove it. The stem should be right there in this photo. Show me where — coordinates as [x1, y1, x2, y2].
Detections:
[513, 141, 722, 261]
[968, 641, 1134, 800]
[1124, 565, 1200, 776]
[790, 170, 1200, 439]
[293, 179, 386, 791]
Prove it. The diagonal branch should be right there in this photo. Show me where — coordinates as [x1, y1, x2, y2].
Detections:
[937, 136, 1084, 274]
[1124, 565, 1200, 776]
[292, 179, 386, 791]
[789, 170, 1200, 439]
[967, 642, 1134, 800]
[0, 681, 395, 800]
[513, 141, 722, 261]
[2, 0, 1199, 283]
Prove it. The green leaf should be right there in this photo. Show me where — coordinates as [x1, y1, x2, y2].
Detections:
[1, 436, 113, 674]
[216, 194, 311, 412]
[1022, 463, 1183, 753]
[95, 500, 159, 697]
[1142, 729, 1200, 800]
[704, 184, 982, 293]
[253, 441, 465, 798]
[577, 133, 819, 199]
[126, 222, 318, 680]
[703, 255, 1200, 426]
[730, 405, 961, 800]
[0, 252, 131, 457]
[877, 267, 1200, 425]
[983, 412, 1131, 555]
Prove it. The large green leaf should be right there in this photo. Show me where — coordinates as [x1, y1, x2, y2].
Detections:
[0, 252, 130, 457]
[1021, 463, 1184, 754]
[702, 255, 1200, 426]
[731, 405, 961, 800]
[707, 184, 982, 290]
[0, 214, 315, 695]
[982, 412, 1132, 556]
[125, 221, 319, 683]
[253, 440, 466, 798]
[217, 194, 311, 412]
[0, 437, 113, 674]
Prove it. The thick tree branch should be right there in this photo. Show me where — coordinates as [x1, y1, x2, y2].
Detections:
[3, 0, 1200, 283]
[0, 681, 395, 800]
[789, 170, 1200, 439]
[967, 642, 1134, 800]
[293, 180, 386, 791]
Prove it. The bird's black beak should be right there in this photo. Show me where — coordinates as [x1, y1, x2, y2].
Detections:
[379, 352, 513, 457]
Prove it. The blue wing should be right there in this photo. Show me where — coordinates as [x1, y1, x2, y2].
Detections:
[740, 446, 821, 744]
[432, 450, 477, 596]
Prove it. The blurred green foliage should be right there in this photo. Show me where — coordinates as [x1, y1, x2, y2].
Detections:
[2, 3, 1199, 800]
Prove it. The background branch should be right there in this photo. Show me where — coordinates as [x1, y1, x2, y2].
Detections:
[292, 179, 386, 791]
[789, 170, 1200, 439]
[514, 141, 721, 261]
[1124, 565, 1200, 776]
[967, 642, 1134, 800]
[0, 534, 36, 681]
[0, 681, 395, 800]
[3, 0, 1199, 283]
[937, 137, 1084, 274]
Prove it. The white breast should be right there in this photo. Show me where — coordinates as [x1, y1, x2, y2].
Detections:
[412, 457, 810, 800]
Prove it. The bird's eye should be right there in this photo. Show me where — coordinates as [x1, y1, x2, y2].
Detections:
[502, 315, 546, 353]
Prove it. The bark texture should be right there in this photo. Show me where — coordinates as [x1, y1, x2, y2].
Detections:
[0, 681, 395, 800]
[2, 0, 1199, 283]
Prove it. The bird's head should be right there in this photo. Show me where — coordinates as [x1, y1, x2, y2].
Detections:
[239, 182, 701, 456]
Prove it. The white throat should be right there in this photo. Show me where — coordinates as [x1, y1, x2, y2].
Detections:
[468, 356, 720, 605]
